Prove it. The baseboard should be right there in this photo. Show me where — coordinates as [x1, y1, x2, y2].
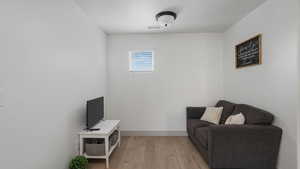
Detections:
[121, 130, 188, 136]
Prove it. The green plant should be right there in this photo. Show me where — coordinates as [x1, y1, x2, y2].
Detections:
[69, 155, 88, 169]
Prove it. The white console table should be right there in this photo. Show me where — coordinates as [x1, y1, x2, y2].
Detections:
[79, 120, 120, 168]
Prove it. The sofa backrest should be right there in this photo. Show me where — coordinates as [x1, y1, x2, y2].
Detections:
[233, 104, 274, 125]
[215, 100, 236, 124]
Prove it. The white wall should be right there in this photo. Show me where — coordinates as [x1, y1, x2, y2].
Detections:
[298, 1, 300, 168]
[107, 34, 223, 133]
[0, 0, 106, 169]
[223, 0, 299, 169]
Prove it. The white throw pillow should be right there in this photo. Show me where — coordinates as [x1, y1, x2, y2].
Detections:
[200, 107, 223, 124]
[225, 113, 245, 125]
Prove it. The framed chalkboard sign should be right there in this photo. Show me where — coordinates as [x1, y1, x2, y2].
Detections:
[235, 34, 262, 68]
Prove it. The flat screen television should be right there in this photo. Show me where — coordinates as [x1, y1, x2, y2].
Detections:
[86, 97, 104, 129]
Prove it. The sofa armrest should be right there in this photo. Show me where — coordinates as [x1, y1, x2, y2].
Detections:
[186, 107, 206, 119]
[207, 125, 282, 169]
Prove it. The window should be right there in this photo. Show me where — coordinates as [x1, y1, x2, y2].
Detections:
[129, 51, 154, 72]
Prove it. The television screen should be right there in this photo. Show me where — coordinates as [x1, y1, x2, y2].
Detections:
[86, 97, 104, 129]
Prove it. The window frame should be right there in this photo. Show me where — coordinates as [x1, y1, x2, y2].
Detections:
[128, 50, 155, 72]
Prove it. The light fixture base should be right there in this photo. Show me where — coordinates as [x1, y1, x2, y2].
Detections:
[155, 11, 177, 27]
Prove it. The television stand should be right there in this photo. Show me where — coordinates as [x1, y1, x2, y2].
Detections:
[79, 120, 120, 168]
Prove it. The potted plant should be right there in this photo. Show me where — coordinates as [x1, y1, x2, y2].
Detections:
[69, 155, 88, 169]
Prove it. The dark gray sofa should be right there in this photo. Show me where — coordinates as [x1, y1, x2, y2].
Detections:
[186, 100, 282, 169]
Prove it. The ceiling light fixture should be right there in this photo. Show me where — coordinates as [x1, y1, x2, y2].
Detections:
[155, 11, 177, 28]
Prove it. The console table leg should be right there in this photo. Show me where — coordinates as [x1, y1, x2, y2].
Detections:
[79, 136, 83, 155]
[118, 129, 121, 147]
[105, 136, 109, 168]
[106, 157, 109, 168]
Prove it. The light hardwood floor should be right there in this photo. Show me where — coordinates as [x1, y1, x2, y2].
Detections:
[88, 136, 209, 169]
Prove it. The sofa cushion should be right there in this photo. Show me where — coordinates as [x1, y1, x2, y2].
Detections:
[215, 100, 236, 124]
[194, 127, 209, 149]
[225, 113, 245, 125]
[200, 107, 223, 124]
[187, 119, 215, 136]
[233, 104, 274, 125]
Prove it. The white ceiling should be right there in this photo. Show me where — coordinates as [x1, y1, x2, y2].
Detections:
[75, 0, 267, 34]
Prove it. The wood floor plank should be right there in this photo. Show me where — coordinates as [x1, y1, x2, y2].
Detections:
[109, 136, 131, 169]
[88, 136, 208, 169]
[175, 137, 209, 169]
[143, 136, 158, 169]
[157, 136, 182, 169]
